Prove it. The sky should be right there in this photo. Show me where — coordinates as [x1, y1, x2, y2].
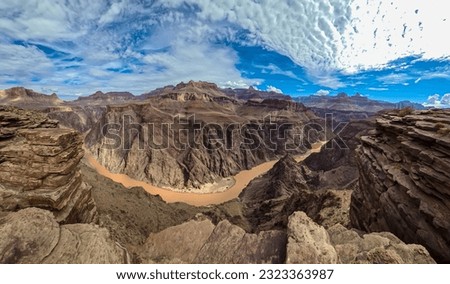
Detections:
[0, 0, 449, 105]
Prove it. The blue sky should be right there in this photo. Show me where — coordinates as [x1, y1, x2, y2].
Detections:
[0, 0, 449, 105]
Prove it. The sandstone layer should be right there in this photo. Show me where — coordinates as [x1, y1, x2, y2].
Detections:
[0, 106, 97, 223]
[351, 109, 450, 263]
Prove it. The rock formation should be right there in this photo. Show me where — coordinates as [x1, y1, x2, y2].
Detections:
[287, 212, 435, 264]
[0, 87, 63, 109]
[0, 106, 129, 263]
[296, 93, 425, 113]
[139, 217, 286, 264]
[0, 208, 128, 264]
[75, 91, 135, 104]
[301, 120, 374, 190]
[287, 212, 338, 263]
[239, 154, 350, 231]
[351, 109, 450, 263]
[138, 211, 434, 264]
[0, 106, 97, 223]
[45, 105, 107, 133]
[222, 86, 292, 101]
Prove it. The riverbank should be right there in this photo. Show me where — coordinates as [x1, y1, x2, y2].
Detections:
[84, 141, 325, 206]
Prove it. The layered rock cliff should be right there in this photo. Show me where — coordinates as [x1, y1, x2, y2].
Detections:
[86, 85, 321, 190]
[0, 106, 129, 263]
[45, 105, 107, 133]
[0, 106, 97, 223]
[351, 109, 450, 263]
[301, 120, 374, 190]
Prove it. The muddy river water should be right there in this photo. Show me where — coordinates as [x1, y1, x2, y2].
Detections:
[85, 142, 325, 206]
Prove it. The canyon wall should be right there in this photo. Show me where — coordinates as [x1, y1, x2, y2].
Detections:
[86, 95, 322, 190]
[351, 109, 450, 263]
[0, 106, 97, 223]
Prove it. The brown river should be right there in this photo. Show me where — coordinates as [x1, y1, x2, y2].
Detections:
[85, 142, 325, 206]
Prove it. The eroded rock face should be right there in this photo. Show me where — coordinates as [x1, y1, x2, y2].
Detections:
[328, 224, 435, 264]
[0, 208, 128, 264]
[140, 218, 286, 264]
[301, 120, 374, 191]
[140, 219, 215, 264]
[240, 155, 349, 231]
[86, 91, 321, 190]
[45, 105, 107, 133]
[287, 211, 435, 264]
[351, 109, 450, 263]
[0, 106, 97, 224]
[286, 212, 338, 264]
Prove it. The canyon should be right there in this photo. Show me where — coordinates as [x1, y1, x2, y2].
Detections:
[0, 83, 448, 264]
[84, 81, 322, 191]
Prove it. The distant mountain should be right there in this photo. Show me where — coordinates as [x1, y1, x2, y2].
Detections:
[0, 87, 63, 109]
[142, 83, 291, 102]
[140, 80, 236, 103]
[295, 92, 425, 112]
[73, 91, 135, 105]
[1, 84, 426, 114]
[140, 85, 175, 99]
[394, 100, 427, 110]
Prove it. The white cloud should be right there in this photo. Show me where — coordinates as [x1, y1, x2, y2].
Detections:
[423, 93, 450, 108]
[0, 43, 54, 81]
[267, 85, 283, 94]
[313, 89, 330, 96]
[368, 87, 389, 91]
[422, 72, 450, 80]
[441, 94, 450, 105]
[427, 94, 440, 104]
[98, 1, 125, 25]
[377, 73, 413, 85]
[220, 80, 254, 89]
[0, 0, 107, 40]
[256, 63, 303, 81]
[0, 1, 258, 97]
[159, 0, 450, 79]
[314, 74, 345, 89]
[423, 94, 442, 107]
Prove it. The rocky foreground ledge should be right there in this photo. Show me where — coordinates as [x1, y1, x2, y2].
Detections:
[0, 106, 127, 263]
[137, 211, 434, 264]
[0, 106, 96, 223]
[351, 109, 450, 263]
